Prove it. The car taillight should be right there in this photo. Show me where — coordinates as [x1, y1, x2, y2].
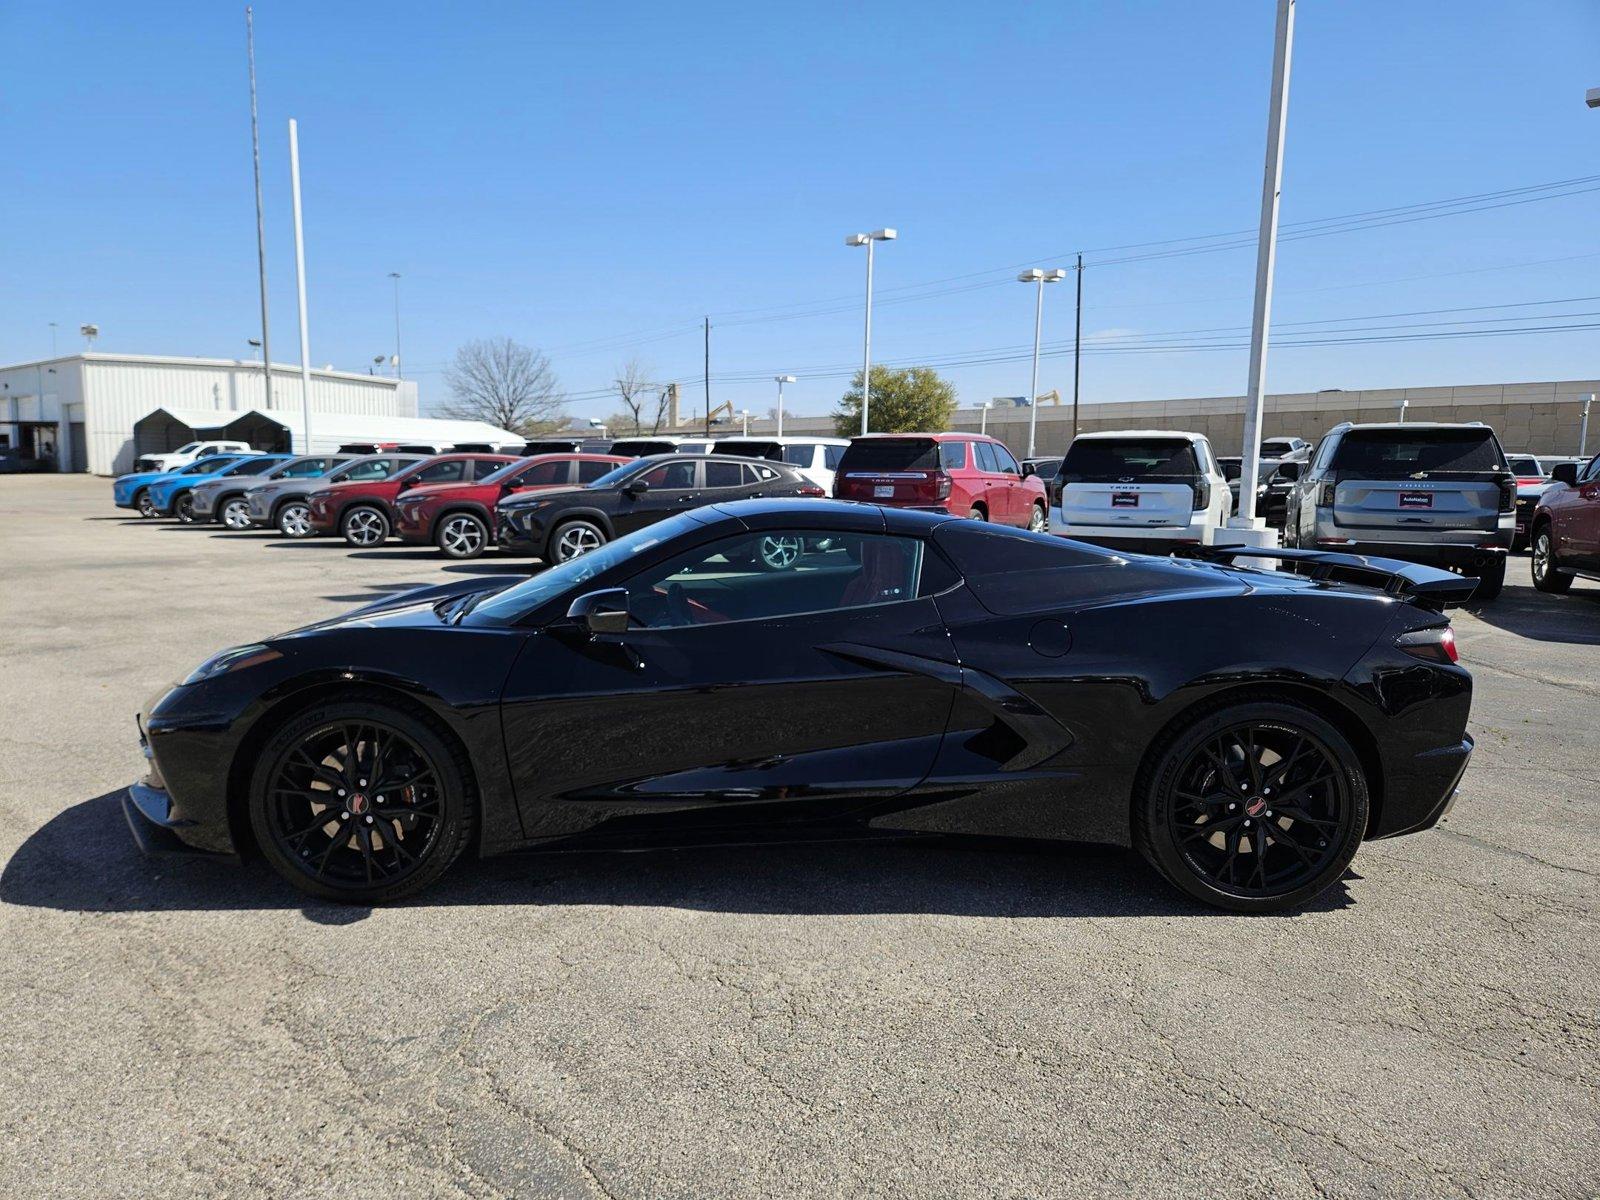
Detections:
[797, 484, 825, 497]
[1319, 482, 1336, 507]
[1397, 626, 1458, 664]
[1498, 480, 1516, 512]
[1192, 478, 1210, 511]
[935, 472, 952, 501]
[1515, 476, 1544, 487]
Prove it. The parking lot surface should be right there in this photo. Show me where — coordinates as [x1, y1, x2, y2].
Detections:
[2, 474, 1597, 1200]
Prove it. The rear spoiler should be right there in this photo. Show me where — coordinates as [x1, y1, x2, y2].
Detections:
[1178, 544, 1478, 610]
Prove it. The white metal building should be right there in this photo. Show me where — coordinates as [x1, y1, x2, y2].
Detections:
[0, 352, 447, 475]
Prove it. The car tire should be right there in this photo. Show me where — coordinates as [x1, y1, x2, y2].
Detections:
[219, 497, 252, 530]
[277, 501, 313, 538]
[341, 505, 390, 547]
[436, 512, 489, 560]
[135, 490, 156, 518]
[173, 492, 195, 524]
[754, 534, 803, 571]
[549, 518, 607, 563]
[967, 506, 987, 521]
[1472, 556, 1506, 603]
[1026, 502, 1047, 533]
[1530, 527, 1573, 594]
[248, 698, 475, 904]
[1133, 699, 1368, 914]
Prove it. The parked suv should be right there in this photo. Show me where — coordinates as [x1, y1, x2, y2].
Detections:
[832, 433, 1048, 530]
[1284, 422, 1514, 600]
[147, 453, 287, 522]
[393, 453, 628, 559]
[714, 437, 850, 493]
[1505, 453, 1550, 551]
[113, 454, 250, 516]
[132, 439, 253, 474]
[307, 453, 518, 546]
[191, 454, 347, 529]
[607, 436, 717, 456]
[242, 454, 412, 537]
[1050, 430, 1230, 550]
[1529, 453, 1600, 593]
[499, 454, 822, 562]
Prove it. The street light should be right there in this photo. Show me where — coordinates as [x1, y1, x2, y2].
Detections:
[248, 337, 263, 360]
[388, 272, 403, 378]
[80, 324, 98, 348]
[774, 375, 796, 436]
[740, 408, 750, 436]
[1017, 268, 1067, 457]
[980, 399, 992, 435]
[845, 228, 896, 435]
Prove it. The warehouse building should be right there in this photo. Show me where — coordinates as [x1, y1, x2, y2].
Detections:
[0, 352, 516, 475]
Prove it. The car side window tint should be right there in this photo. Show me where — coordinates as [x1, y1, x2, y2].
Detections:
[518, 460, 568, 486]
[641, 461, 697, 489]
[824, 445, 846, 470]
[991, 444, 1021, 475]
[704, 461, 743, 488]
[744, 464, 779, 483]
[973, 441, 999, 473]
[623, 532, 925, 629]
[1312, 437, 1337, 474]
[577, 459, 613, 483]
[940, 442, 967, 470]
[416, 461, 467, 484]
[468, 459, 500, 480]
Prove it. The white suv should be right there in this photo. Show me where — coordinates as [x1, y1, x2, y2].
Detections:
[1051, 430, 1231, 551]
[713, 437, 850, 492]
[134, 439, 253, 473]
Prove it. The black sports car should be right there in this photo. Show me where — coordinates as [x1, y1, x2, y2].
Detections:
[127, 500, 1477, 912]
[497, 453, 823, 563]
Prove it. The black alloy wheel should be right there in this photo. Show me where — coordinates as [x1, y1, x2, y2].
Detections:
[250, 702, 473, 902]
[1136, 702, 1367, 912]
[173, 492, 196, 524]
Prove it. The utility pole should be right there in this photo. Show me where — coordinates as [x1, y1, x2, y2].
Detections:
[389, 272, 403, 378]
[1581, 393, 1593, 456]
[288, 118, 314, 454]
[1231, 0, 1295, 545]
[703, 317, 711, 436]
[246, 7, 273, 408]
[1072, 254, 1083, 439]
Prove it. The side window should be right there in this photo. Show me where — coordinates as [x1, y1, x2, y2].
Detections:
[704, 461, 744, 488]
[471, 459, 505, 480]
[197, 444, 220, 456]
[640, 461, 697, 489]
[973, 441, 1000, 473]
[940, 442, 967, 470]
[415, 460, 467, 484]
[517, 460, 568, 486]
[347, 460, 390, 482]
[577, 458, 614, 483]
[1582, 454, 1600, 483]
[283, 459, 322, 477]
[1312, 436, 1337, 475]
[623, 532, 925, 628]
[824, 445, 846, 470]
[991, 443, 1021, 475]
[743, 464, 779, 483]
[781, 444, 817, 468]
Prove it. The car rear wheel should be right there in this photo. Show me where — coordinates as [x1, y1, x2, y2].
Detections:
[1134, 700, 1368, 913]
[135, 490, 157, 518]
[277, 501, 313, 538]
[249, 700, 475, 903]
[1026, 502, 1046, 532]
[967, 506, 987, 521]
[1531, 528, 1573, 594]
[173, 492, 196, 524]
[1472, 555, 1506, 602]
[342, 505, 390, 547]
[436, 512, 489, 560]
[220, 497, 252, 530]
[550, 518, 606, 563]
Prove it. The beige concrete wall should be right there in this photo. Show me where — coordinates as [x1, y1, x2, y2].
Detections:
[751, 379, 1599, 458]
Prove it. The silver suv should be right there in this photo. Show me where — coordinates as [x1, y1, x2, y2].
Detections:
[1284, 422, 1515, 600]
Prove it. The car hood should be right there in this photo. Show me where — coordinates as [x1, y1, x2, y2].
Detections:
[276, 575, 527, 639]
[397, 482, 478, 501]
[501, 485, 585, 509]
[117, 470, 183, 486]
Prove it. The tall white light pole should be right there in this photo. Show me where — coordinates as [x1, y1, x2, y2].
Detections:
[1231, 0, 1295, 545]
[1581, 394, 1593, 456]
[775, 375, 795, 436]
[1018, 268, 1067, 457]
[980, 400, 992, 435]
[245, 7, 273, 408]
[389, 272, 403, 378]
[846, 228, 896, 435]
[288, 118, 314, 453]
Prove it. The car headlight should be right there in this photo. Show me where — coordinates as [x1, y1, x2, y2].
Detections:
[182, 643, 282, 685]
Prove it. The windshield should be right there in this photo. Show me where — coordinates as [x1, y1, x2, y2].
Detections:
[1061, 438, 1200, 481]
[1507, 456, 1543, 476]
[1331, 429, 1507, 476]
[467, 511, 709, 624]
[224, 457, 280, 477]
[175, 442, 200, 454]
[1260, 440, 1296, 456]
[177, 457, 229, 475]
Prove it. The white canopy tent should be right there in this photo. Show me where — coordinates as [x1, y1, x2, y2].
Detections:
[130, 406, 525, 459]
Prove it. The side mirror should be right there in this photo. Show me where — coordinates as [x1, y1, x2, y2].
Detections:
[566, 588, 630, 635]
[1020, 463, 1036, 477]
[1275, 461, 1301, 482]
[1552, 462, 1579, 486]
[623, 479, 650, 498]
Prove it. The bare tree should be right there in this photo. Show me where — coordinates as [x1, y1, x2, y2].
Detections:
[440, 338, 566, 434]
[611, 357, 668, 435]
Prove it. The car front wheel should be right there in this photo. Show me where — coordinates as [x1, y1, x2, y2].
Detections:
[436, 512, 489, 560]
[173, 492, 196, 524]
[249, 699, 475, 903]
[341, 505, 390, 547]
[220, 497, 252, 530]
[549, 518, 607, 563]
[277, 501, 313, 538]
[1531, 528, 1573, 594]
[1134, 700, 1368, 913]
[135, 491, 157, 518]
[1026, 502, 1047, 532]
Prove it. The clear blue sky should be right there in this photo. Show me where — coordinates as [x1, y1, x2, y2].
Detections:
[3, 0, 1598, 424]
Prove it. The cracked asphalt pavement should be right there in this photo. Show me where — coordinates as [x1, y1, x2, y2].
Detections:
[2, 475, 1596, 1199]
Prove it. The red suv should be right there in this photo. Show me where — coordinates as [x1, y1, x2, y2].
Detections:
[832, 433, 1049, 530]
[1529, 453, 1600, 593]
[393, 453, 629, 559]
[307, 453, 518, 547]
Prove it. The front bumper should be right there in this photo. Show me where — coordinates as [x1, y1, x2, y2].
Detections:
[497, 511, 549, 556]
[123, 783, 235, 859]
[190, 490, 218, 517]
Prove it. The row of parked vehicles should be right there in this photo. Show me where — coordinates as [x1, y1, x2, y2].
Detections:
[112, 423, 1600, 603]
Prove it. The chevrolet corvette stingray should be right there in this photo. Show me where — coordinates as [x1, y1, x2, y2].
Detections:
[127, 499, 1476, 911]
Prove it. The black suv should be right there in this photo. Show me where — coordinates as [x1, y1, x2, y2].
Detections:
[497, 454, 822, 562]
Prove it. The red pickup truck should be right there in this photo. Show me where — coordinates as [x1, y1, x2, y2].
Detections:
[392, 453, 629, 558]
[307, 453, 518, 546]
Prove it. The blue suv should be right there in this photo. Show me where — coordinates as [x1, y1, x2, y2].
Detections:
[146, 454, 291, 523]
[114, 455, 251, 518]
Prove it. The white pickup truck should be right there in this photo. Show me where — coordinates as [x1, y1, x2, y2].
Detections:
[133, 439, 253, 473]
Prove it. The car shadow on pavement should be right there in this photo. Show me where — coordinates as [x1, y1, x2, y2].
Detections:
[1465, 582, 1600, 645]
[1, 790, 1355, 922]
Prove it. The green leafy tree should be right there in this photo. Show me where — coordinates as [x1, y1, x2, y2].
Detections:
[832, 366, 957, 438]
